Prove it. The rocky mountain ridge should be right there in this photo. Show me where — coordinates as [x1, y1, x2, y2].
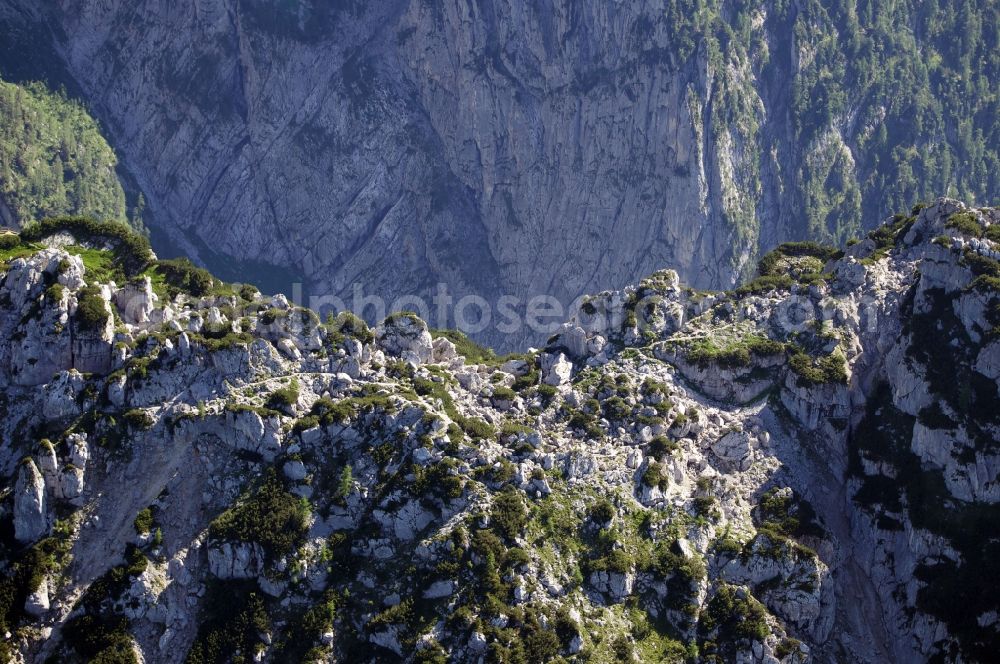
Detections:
[1, 0, 996, 348]
[0, 199, 998, 663]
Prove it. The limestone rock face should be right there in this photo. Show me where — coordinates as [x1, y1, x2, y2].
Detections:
[14, 459, 47, 543]
[207, 542, 266, 580]
[377, 315, 434, 364]
[18, 1, 990, 351]
[70, 293, 115, 375]
[0, 202, 998, 663]
[115, 276, 158, 325]
[589, 570, 635, 602]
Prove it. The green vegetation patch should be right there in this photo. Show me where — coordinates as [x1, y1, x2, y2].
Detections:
[184, 580, 270, 664]
[430, 328, 496, 364]
[75, 285, 109, 332]
[0, 522, 74, 638]
[788, 350, 848, 386]
[21, 216, 152, 275]
[0, 78, 131, 228]
[757, 241, 841, 277]
[326, 311, 374, 345]
[265, 379, 300, 413]
[208, 470, 310, 559]
[684, 334, 784, 369]
[145, 257, 216, 297]
[946, 211, 983, 238]
[698, 583, 771, 655]
[61, 543, 147, 664]
[754, 488, 824, 541]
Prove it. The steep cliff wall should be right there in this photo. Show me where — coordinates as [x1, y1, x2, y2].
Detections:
[2, 1, 996, 348]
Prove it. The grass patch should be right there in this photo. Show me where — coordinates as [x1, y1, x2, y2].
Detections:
[684, 334, 784, 369]
[21, 216, 152, 275]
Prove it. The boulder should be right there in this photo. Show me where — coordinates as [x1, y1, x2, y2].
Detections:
[377, 314, 433, 363]
[115, 276, 158, 325]
[711, 429, 753, 471]
[422, 579, 455, 599]
[432, 336, 457, 363]
[501, 358, 530, 376]
[547, 325, 589, 358]
[541, 352, 572, 386]
[283, 459, 308, 481]
[207, 542, 266, 579]
[24, 577, 50, 617]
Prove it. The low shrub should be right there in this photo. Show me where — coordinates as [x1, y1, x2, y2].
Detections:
[588, 499, 616, 524]
[647, 435, 678, 459]
[457, 415, 494, 440]
[133, 508, 154, 535]
[149, 257, 215, 296]
[491, 487, 527, 541]
[641, 461, 668, 490]
[492, 386, 516, 401]
[75, 286, 109, 332]
[430, 328, 497, 364]
[184, 580, 270, 664]
[788, 350, 847, 386]
[757, 241, 840, 276]
[700, 583, 770, 644]
[208, 470, 310, 558]
[735, 274, 794, 296]
[946, 212, 983, 238]
[21, 216, 153, 275]
[328, 311, 374, 344]
[123, 409, 154, 430]
[266, 380, 300, 411]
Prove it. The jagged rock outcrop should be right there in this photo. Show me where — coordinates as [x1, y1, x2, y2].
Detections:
[0, 201, 998, 663]
[13, 458, 46, 543]
[376, 313, 434, 364]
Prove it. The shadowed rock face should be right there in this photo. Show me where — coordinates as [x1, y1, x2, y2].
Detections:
[4, 1, 996, 348]
[0, 0, 774, 349]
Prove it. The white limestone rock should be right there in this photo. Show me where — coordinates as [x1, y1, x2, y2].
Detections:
[377, 314, 433, 363]
[541, 352, 572, 386]
[24, 577, 50, 617]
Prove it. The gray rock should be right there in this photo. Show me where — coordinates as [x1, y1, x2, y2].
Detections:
[432, 336, 457, 363]
[115, 276, 158, 324]
[711, 429, 753, 471]
[377, 315, 433, 363]
[207, 542, 266, 579]
[422, 579, 455, 599]
[283, 460, 308, 481]
[14, 460, 47, 543]
[541, 352, 572, 386]
[24, 577, 50, 617]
